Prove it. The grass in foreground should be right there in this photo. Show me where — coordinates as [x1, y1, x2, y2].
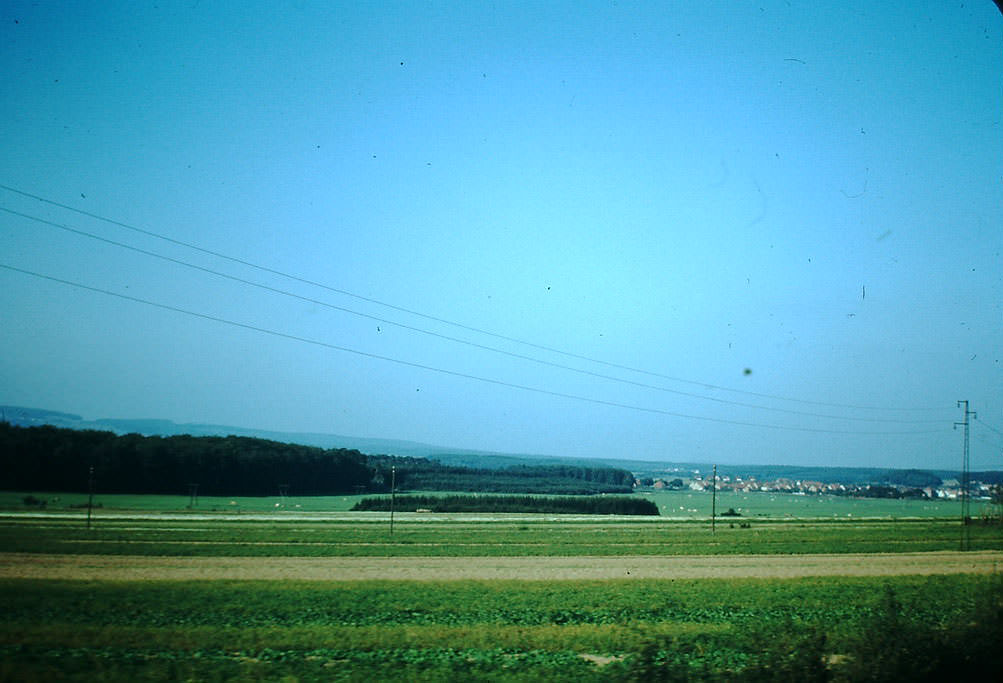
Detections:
[0, 574, 1000, 681]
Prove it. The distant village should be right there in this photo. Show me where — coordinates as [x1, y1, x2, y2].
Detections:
[637, 474, 999, 501]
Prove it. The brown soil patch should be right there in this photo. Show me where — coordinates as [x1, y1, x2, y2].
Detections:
[1, 551, 1000, 581]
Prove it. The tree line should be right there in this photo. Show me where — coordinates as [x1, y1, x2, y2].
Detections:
[367, 455, 635, 494]
[352, 494, 659, 515]
[0, 423, 372, 496]
[0, 423, 637, 497]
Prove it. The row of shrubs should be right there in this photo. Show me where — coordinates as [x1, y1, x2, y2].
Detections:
[352, 494, 660, 515]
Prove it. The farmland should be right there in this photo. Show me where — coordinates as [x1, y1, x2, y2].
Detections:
[4, 487, 992, 517]
[1, 493, 1001, 680]
[2, 515, 1003, 558]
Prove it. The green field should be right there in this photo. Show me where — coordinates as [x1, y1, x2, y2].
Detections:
[3, 489, 992, 519]
[2, 491, 368, 512]
[1, 574, 1000, 681]
[0, 493, 1001, 681]
[2, 515, 1002, 557]
[647, 490, 978, 519]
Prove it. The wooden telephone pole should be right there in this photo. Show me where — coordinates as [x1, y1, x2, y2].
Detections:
[389, 465, 396, 535]
[955, 400, 976, 551]
[711, 464, 717, 534]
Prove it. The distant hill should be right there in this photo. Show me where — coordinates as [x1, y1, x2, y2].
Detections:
[0, 405, 498, 460]
[3, 404, 997, 485]
[1, 406, 85, 427]
[1, 422, 635, 496]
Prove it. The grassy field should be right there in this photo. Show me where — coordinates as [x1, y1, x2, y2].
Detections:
[0, 571, 1000, 680]
[1, 491, 368, 512]
[0, 493, 1001, 681]
[646, 489, 977, 519]
[2, 515, 1002, 557]
[1, 574, 1000, 681]
[2, 489, 990, 519]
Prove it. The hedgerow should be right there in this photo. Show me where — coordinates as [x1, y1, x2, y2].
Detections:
[351, 494, 659, 515]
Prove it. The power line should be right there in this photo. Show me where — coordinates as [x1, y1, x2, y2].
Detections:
[0, 261, 951, 437]
[974, 418, 1003, 439]
[973, 430, 1003, 451]
[0, 183, 955, 412]
[0, 205, 942, 426]
[972, 421, 1003, 453]
[955, 399, 975, 550]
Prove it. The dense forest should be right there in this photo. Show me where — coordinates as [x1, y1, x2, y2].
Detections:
[352, 494, 659, 515]
[0, 424, 636, 497]
[367, 455, 635, 494]
[0, 423, 372, 496]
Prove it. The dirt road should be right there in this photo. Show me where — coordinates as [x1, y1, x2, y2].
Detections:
[1, 551, 999, 581]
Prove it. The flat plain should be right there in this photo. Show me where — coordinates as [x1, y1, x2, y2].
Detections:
[1, 494, 1001, 681]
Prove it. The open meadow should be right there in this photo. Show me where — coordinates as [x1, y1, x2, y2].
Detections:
[2, 489, 988, 518]
[1, 492, 1001, 681]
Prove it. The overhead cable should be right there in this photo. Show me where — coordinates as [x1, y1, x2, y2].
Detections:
[0, 183, 955, 412]
[0, 262, 952, 437]
[973, 418, 1003, 440]
[0, 205, 943, 426]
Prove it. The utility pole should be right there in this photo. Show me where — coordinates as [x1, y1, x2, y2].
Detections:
[711, 464, 717, 535]
[389, 465, 396, 536]
[86, 466, 94, 530]
[955, 400, 976, 551]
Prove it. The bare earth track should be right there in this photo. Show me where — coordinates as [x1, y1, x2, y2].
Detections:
[2, 551, 1000, 581]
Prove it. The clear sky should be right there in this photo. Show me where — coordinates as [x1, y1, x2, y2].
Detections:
[1, 1, 1001, 470]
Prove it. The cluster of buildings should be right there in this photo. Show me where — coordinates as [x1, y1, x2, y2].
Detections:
[642, 474, 999, 501]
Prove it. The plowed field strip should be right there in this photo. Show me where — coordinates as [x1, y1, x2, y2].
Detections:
[2, 551, 999, 581]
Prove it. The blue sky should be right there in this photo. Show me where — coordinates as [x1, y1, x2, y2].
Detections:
[1, 1, 1001, 470]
